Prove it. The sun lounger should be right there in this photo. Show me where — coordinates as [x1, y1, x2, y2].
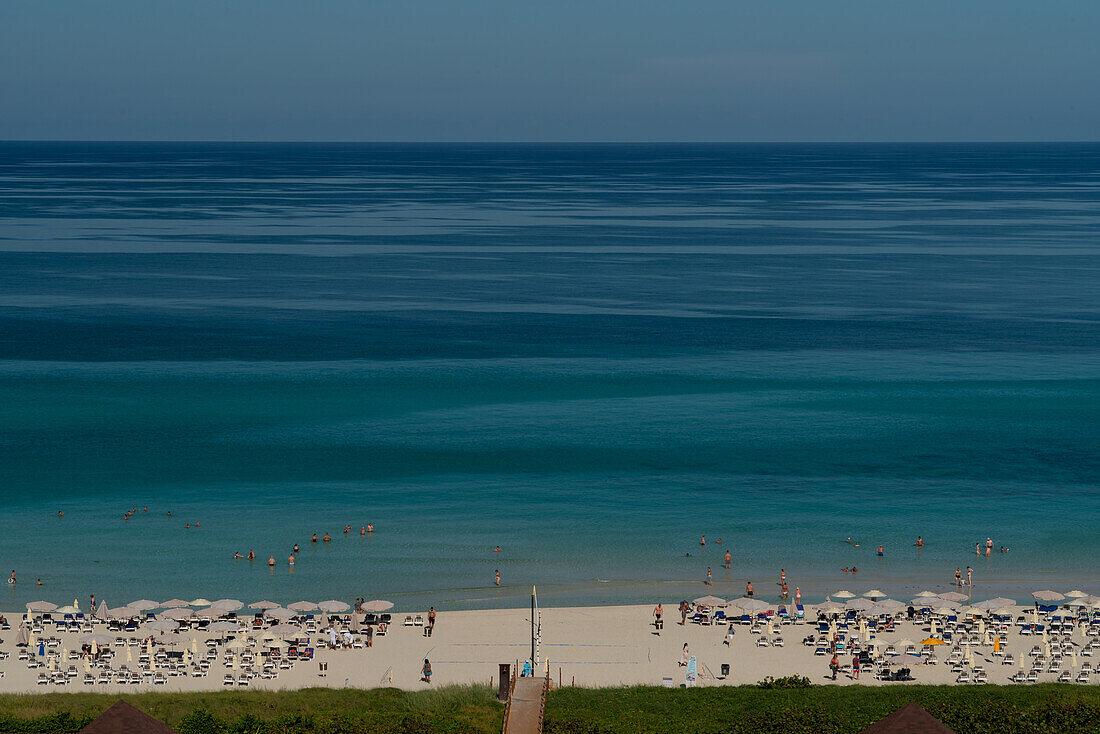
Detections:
[1077, 671, 1092, 683]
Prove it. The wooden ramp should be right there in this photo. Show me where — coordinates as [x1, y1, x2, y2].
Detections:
[502, 672, 548, 734]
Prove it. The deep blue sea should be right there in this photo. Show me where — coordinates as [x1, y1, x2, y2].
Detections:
[1, 143, 1098, 611]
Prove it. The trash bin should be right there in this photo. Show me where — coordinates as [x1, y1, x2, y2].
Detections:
[720, 663, 730, 676]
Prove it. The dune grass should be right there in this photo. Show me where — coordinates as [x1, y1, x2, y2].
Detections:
[2, 684, 1100, 733]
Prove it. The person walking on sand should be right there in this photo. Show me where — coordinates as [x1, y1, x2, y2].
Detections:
[795, 586, 802, 605]
[724, 550, 731, 569]
[426, 607, 436, 637]
[679, 600, 689, 625]
[705, 567, 712, 586]
[421, 659, 432, 683]
[495, 570, 500, 587]
[852, 652, 860, 680]
[830, 653, 839, 680]
[679, 643, 690, 667]
[653, 603, 663, 634]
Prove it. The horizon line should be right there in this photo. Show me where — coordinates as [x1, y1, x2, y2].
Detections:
[2, 139, 1100, 146]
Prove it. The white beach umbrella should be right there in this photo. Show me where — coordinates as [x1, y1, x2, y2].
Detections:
[225, 636, 250, 650]
[162, 608, 194, 620]
[974, 597, 1016, 610]
[832, 590, 855, 599]
[210, 599, 243, 612]
[846, 598, 874, 611]
[156, 632, 187, 645]
[160, 599, 191, 609]
[146, 619, 179, 632]
[26, 601, 57, 613]
[190, 598, 212, 607]
[735, 598, 771, 613]
[893, 638, 915, 649]
[207, 621, 238, 633]
[816, 601, 846, 613]
[926, 598, 958, 610]
[249, 600, 280, 610]
[915, 591, 938, 597]
[361, 600, 394, 613]
[1066, 590, 1088, 599]
[267, 623, 301, 636]
[107, 606, 138, 620]
[265, 607, 296, 620]
[862, 589, 887, 599]
[1032, 590, 1065, 602]
[869, 600, 904, 614]
[287, 601, 318, 612]
[55, 606, 80, 614]
[693, 595, 727, 607]
[93, 601, 109, 621]
[129, 599, 160, 611]
[938, 591, 969, 602]
[78, 634, 115, 646]
[317, 600, 350, 613]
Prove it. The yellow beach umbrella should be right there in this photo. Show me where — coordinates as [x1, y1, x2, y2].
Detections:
[994, 636, 1001, 653]
[920, 637, 947, 646]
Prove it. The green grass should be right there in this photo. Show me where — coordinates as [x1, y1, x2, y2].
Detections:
[2, 684, 1100, 733]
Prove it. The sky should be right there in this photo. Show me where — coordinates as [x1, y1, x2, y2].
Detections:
[2, 0, 1099, 142]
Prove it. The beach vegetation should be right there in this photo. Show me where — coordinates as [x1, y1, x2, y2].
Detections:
[2, 684, 1100, 733]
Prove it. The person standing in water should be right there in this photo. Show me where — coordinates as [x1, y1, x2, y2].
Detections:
[723, 550, 731, 569]
[700, 535, 706, 546]
[705, 567, 712, 586]
[495, 570, 500, 587]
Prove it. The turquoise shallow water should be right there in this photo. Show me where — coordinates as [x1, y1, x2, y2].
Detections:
[1, 143, 1099, 610]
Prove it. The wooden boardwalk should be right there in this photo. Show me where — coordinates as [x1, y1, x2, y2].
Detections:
[502, 673, 548, 734]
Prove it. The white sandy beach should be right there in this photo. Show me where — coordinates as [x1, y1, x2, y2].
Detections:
[2, 599, 1099, 693]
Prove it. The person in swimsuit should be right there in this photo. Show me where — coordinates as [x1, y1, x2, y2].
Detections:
[323, 533, 331, 542]
[679, 600, 689, 625]
[915, 536, 924, 547]
[877, 545, 884, 556]
[794, 586, 802, 605]
[427, 607, 436, 637]
[955, 568, 961, 586]
[312, 533, 318, 543]
[700, 535, 706, 546]
[367, 524, 374, 533]
[494, 546, 501, 553]
[247, 550, 255, 560]
[851, 566, 857, 573]
[653, 603, 663, 633]
[781, 581, 789, 600]
[966, 566, 972, 586]
[8, 571, 14, 584]
[293, 544, 300, 554]
[985, 537, 993, 556]
[288, 555, 295, 566]
[746, 581, 754, 597]
[704, 567, 712, 585]
[495, 570, 500, 586]
[234, 552, 243, 559]
[361, 526, 366, 536]
[724, 550, 731, 569]
[268, 555, 276, 567]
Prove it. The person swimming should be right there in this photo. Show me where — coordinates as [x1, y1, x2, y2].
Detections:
[247, 550, 255, 560]
[288, 555, 295, 566]
[493, 546, 501, 553]
[292, 544, 300, 554]
[233, 552, 243, 559]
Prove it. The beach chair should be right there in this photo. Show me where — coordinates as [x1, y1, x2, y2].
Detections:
[83, 674, 94, 685]
[403, 616, 413, 627]
[814, 646, 826, 656]
[773, 636, 784, 647]
[755, 636, 769, 647]
[223, 674, 235, 686]
[1009, 672, 1026, 683]
[1077, 671, 1092, 683]
[1057, 670, 1071, 683]
[955, 671, 970, 683]
[1002, 654, 1015, 666]
[1025, 670, 1039, 683]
